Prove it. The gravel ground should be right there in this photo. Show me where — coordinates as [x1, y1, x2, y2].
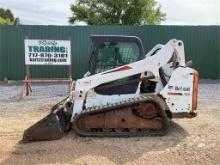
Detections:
[0, 80, 220, 165]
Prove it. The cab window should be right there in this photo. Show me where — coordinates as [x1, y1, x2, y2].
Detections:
[96, 42, 139, 73]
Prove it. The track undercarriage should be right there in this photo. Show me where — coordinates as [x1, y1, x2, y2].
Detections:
[73, 95, 169, 137]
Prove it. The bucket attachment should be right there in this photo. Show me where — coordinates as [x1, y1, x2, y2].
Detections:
[22, 106, 72, 142]
[22, 113, 64, 142]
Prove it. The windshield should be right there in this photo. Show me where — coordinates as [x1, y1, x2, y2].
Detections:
[96, 42, 139, 73]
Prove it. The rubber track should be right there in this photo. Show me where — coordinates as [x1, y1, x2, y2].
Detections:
[72, 95, 170, 137]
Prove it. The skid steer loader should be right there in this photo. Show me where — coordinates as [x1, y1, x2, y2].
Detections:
[22, 35, 199, 142]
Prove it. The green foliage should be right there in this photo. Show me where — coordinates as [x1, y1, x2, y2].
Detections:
[0, 17, 12, 25]
[69, 0, 165, 25]
[0, 8, 20, 25]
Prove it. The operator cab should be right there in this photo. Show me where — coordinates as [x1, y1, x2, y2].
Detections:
[89, 35, 145, 74]
[88, 35, 156, 95]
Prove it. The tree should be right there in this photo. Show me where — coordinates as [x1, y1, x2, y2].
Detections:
[0, 8, 20, 25]
[0, 17, 12, 25]
[69, 0, 165, 25]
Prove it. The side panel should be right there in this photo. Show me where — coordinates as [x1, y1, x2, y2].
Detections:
[160, 67, 197, 113]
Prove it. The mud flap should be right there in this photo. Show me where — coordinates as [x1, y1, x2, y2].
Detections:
[22, 113, 64, 142]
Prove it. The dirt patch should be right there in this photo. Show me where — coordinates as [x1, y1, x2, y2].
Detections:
[0, 81, 220, 165]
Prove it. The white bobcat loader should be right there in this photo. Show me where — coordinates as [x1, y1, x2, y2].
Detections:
[22, 35, 198, 142]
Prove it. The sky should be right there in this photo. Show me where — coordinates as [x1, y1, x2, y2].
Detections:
[0, 0, 220, 25]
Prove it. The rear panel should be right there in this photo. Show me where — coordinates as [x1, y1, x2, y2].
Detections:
[160, 67, 198, 114]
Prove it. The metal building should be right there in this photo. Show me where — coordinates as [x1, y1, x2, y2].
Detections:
[0, 25, 219, 80]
